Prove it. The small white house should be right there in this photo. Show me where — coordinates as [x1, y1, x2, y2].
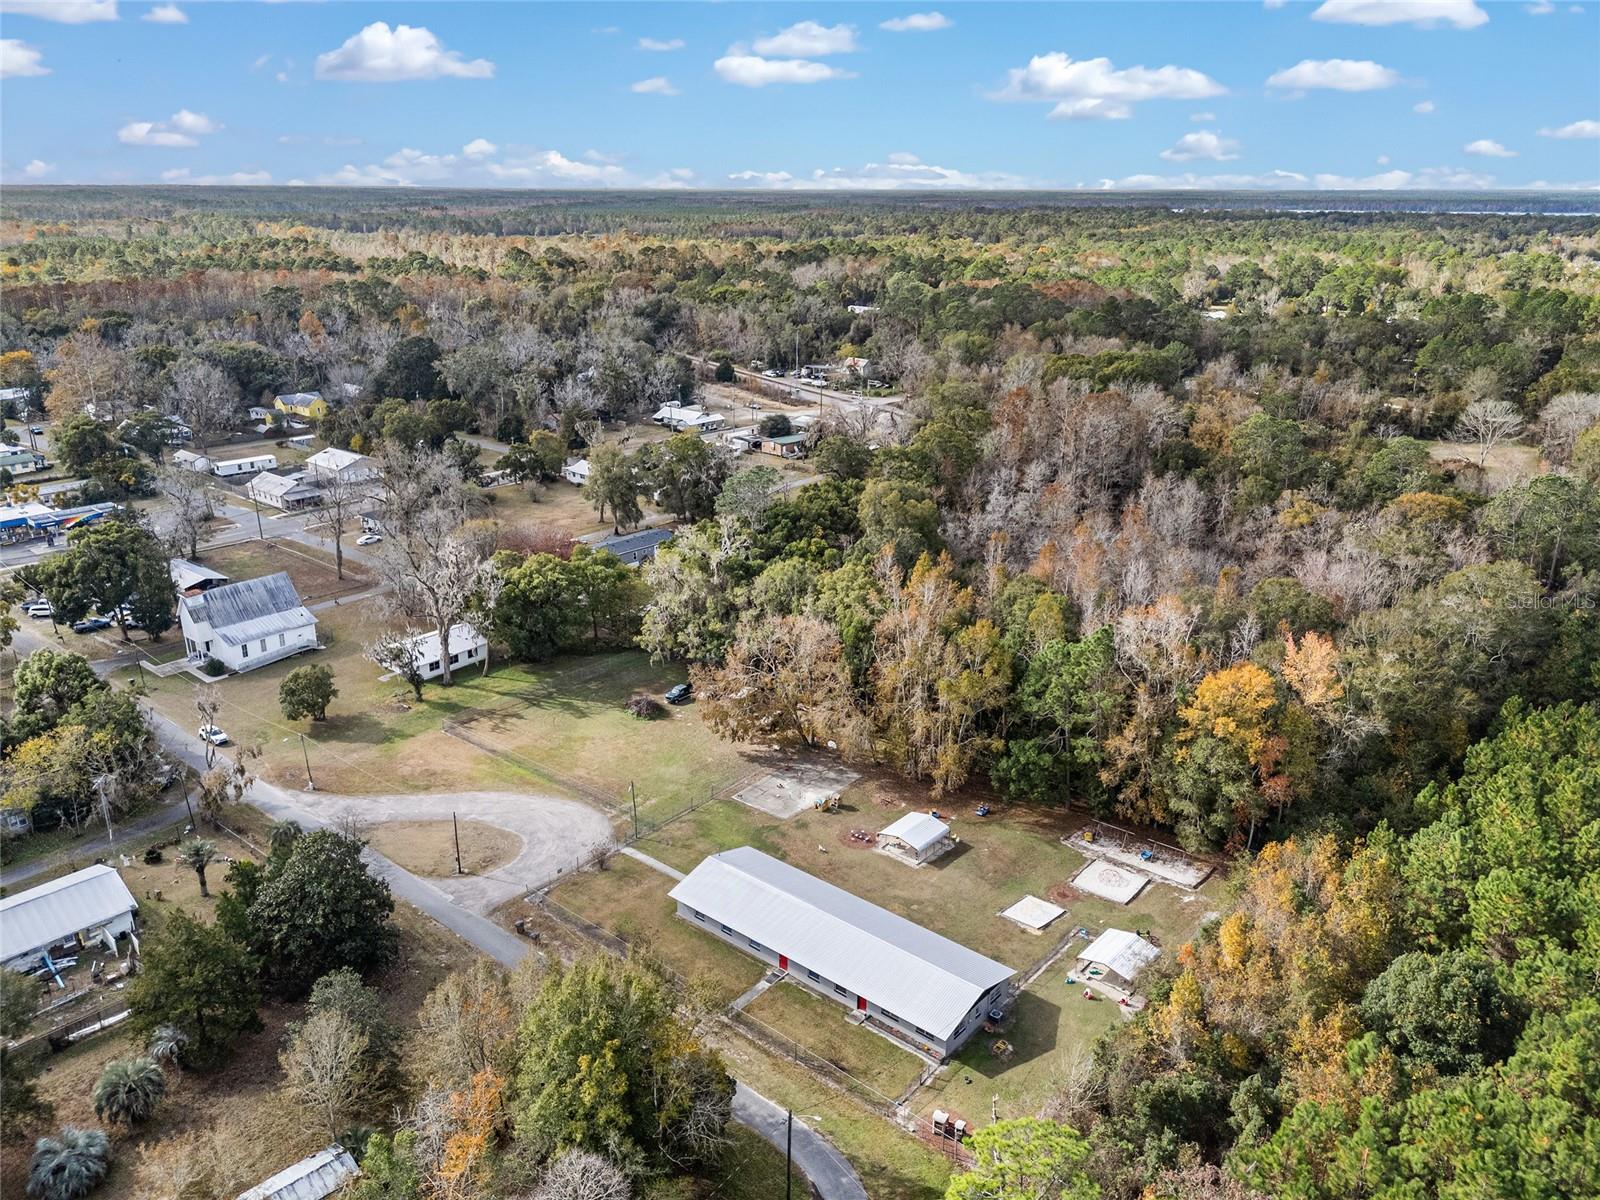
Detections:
[305, 447, 380, 486]
[173, 449, 214, 473]
[377, 622, 487, 681]
[247, 406, 275, 422]
[0, 448, 48, 475]
[179, 571, 318, 672]
[247, 471, 321, 511]
[675, 410, 726, 432]
[211, 453, 277, 478]
[652, 402, 690, 425]
[563, 458, 591, 486]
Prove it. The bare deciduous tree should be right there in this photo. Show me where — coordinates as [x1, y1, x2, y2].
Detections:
[1452, 399, 1525, 469]
[162, 465, 213, 560]
[528, 1150, 631, 1200]
[278, 1008, 370, 1140]
[168, 358, 240, 452]
[314, 469, 369, 580]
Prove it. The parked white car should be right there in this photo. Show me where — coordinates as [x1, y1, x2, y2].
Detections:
[356, 533, 383, 546]
[198, 724, 230, 746]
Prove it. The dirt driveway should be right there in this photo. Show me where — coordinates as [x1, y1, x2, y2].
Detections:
[280, 788, 615, 914]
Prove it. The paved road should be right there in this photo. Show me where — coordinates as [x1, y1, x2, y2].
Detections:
[734, 1083, 869, 1200]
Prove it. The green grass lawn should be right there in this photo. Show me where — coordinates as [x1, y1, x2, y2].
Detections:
[126, 612, 755, 810]
[644, 1124, 799, 1200]
[551, 855, 763, 1006]
[715, 1035, 954, 1200]
[743, 981, 926, 1101]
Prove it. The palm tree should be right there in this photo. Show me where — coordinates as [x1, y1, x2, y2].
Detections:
[146, 1023, 189, 1069]
[176, 839, 218, 898]
[268, 819, 302, 862]
[26, 1128, 111, 1200]
[91, 1057, 165, 1125]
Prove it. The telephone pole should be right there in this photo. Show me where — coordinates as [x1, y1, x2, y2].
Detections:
[299, 733, 315, 790]
[785, 1109, 793, 1200]
[630, 781, 638, 839]
[452, 811, 463, 875]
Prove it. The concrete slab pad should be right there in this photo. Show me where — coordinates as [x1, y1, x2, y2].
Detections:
[734, 763, 861, 819]
[1000, 895, 1066, 932]
[1072, 861, 1148, 905]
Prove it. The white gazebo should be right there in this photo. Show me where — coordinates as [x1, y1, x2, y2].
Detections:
[877, 811, 954, 866]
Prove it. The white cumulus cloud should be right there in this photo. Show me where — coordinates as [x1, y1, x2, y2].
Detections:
[462, 137, 497, 157]
[752, 21, 859, 56]
[1464, 138, 1517, 156]
[161, 167, 272, 185]
[1, 38, 49, 77]
[315, 22, 494, 82]
[880, 12, 951, 31]
[714, 54, 854, 87]
[1161, 130, 1242, 162]
[141, 3, 185, 23]
[22, 159, 54, 177]
[1311, 0, 1488, 27]
[1267, 58, 1401, 92]
[1539, 119, 1600, 138]
[117, 109, 220, 147]
[729, 153, 1033, 190]
[638, 37, 684, 51]
[1414, 99, 1436, 113]
[992, 52, 1225, 121]
[631, 76, 680, 95]
[0, 0, 117, 22]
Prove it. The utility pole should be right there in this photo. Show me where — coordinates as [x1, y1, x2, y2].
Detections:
[629, 781, 638, 839]
[785, 1109, 793, 1200]
[453, 811, 463, 875]
[95, 773, 115, 845]
[299, 733, 315, 790]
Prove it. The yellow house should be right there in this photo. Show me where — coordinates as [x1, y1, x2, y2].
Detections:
[273, 391, 329, 420]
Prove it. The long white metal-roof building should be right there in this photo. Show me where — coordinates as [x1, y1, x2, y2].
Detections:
[670, 846, 1014, 1057]
[0, 864, 139, 970]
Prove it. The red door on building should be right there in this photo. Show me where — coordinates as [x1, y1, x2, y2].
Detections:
[778, 954, 788, 971]
[857, 995, 867, 1012]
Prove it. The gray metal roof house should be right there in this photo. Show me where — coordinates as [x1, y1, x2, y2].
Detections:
[179, 572, 318, 673]
[596, 526, 675, 567]
[669, 846, 1014, 1058]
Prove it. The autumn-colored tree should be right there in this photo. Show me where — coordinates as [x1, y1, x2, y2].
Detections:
[1281, 630, 1344, 711]
[436, 1068, 506, 1198]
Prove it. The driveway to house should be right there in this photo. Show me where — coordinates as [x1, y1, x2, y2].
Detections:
[274, 787, 614, 914]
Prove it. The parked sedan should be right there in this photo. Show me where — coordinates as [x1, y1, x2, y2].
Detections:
[24, 601, 53, 618]
[356, 533, 383, 546]
[197, 724, 230, 746]
[71, 617, 112, 633]
[665, 682, 694, 705]
[29, 425, 45, 436]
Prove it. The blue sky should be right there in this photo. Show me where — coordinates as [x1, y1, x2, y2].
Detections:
[2, 0, 1597, 189]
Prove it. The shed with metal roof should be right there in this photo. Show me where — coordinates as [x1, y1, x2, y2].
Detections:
[0, 864, 138, 971]
[877, 812, 954, 865]
[236, 1146, 359, 1200]
[1076, 928, 1161, 992]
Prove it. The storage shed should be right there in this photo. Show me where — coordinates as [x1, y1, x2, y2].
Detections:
[0, 864, 138, 972]
[1075, 929, 1160, 991]
[877, 811, 954, 866]
[236, 1146, 359, 1200]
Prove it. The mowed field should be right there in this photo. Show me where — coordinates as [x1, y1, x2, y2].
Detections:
[129, 595, 756, 816]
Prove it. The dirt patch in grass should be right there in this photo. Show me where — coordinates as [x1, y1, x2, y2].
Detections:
[366, 819, 521, 878]
[200, 540, 370, 605]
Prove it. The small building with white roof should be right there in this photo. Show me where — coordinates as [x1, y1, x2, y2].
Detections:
[235, 1146, 359, 1200]
[1075, 928, 1161, 992]
[179, 571, 318, 672]
[372, 622, 487, 681]
[877, 811, 954, 866]
[0, 864, 139, 972]
[172, 449, 214, 474]
[210, 453, 277, 478]
[670, 846, 1014, 1058]
[170, 557, 230, 596]
[562, 458, 591, 487]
